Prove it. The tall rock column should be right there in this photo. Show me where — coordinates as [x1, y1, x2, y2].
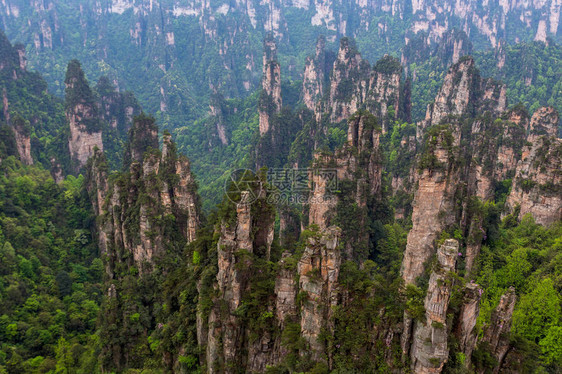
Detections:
[455, 282, 482, 369]
[506, 107, 562, 226]
[327, 38, 369, 123]
[308, 154, 338, 229]
[366, 55, 403, 132]
[258, 36, 282, 136]
[87, 114, 201, 276]
[205, 188, 275, 373]
[65, 59, 103, 171]
[410, 239, 459, 373]
[297, 226, 342, 362]
[309, 110, 382, 254]
[420, 57, 506, 134]
[87, 115, 202, 372]
[401, 125, 459, 285]
[481, 288, 517, 373]
[401, 125, 459, 356]
[208, 192, 253, 372]
[302, 36, 326, 111]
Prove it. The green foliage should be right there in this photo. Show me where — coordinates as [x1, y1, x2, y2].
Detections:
[0, 159, 101, 372]
[173, 92, 260, 211]
[475, 216, 562, 370]
[475, 41, 562, 125]
[374, 55, 402, 75]
[404, 284, 426, 321]
[513, 278, 561, 342]
[418, 124, 455, 172]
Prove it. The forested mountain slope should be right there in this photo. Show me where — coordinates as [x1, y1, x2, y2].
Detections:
[0, 0, 560, 129]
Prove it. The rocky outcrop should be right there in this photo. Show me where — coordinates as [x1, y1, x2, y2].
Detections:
[11, 116, 32, 165]
[506, 107, 562, 226]
[366, 55, 402, 131]
[205, 186, 276, 373]
[297, 226, 341, 361]
[455, 282, 482, 369]
[96, 76, 141, 136]
[65, 60, 103, 171]
[301, 37, 408, 135]
[258, 36, 282, 136]
[207, 192, 253, 372]
[481, 287, 517, 373]
[309, 110, 382, 251]
[402, 29, 473, 73]
[410, 239, 458, 373]
[327, 38, 370, 123]
[420, 57, 506, 133]
[87, 115, 201, 277]
[302, 36, 326, 112]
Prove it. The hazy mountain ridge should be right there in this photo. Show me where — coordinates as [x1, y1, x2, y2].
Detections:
[0, 0, 560, 125]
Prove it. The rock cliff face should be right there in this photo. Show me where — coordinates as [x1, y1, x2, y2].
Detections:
[410, 239, 458, 373]
[481, 288, 517, 373]
[455, 282, 482, 369]
[506, 107, 562, 226]
[401, 125, 459, 286]
[65, 60, 104, 171]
